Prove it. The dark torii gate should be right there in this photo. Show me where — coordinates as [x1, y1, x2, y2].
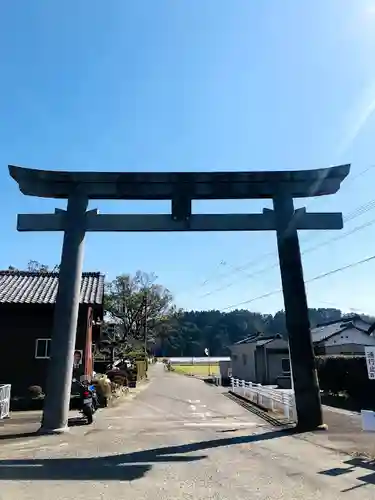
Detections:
[9, 164, 350, 433]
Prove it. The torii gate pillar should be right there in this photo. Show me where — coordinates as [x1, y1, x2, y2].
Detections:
[273, 195, 322, 431]
[41, 191, 88, 432]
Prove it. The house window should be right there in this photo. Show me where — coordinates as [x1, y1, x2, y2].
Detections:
[281, 358, 291, 373]
[232, 354, 238, 361]
[35, 339, 51, 359]
[242, 354, 247, 365]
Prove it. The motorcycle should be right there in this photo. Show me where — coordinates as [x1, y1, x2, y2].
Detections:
[73, 378, 99, 424]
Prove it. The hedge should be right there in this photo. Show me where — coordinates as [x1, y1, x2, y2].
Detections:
[316, 356, 375, 409]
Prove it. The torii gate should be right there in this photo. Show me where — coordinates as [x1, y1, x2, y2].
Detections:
[9, 164, 350, 433]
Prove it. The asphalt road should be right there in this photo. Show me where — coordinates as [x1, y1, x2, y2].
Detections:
[0, 364, 374, 499]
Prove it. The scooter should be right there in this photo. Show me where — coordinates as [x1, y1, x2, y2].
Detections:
[73, 379, 98, 424]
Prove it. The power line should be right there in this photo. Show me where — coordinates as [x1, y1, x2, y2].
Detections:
[177, 165, 375, 299]
[221, 253, 375, 311]
[303, 164, 375, 211]
[198, 197, 375, 299]
[344, 199, 375, 222]
[299, 217, 375, 256]
[198, 165, 375, 287]
[312, 299, 374, 316]
[199, 261, 227, 287]
[199, 216, 375, 299]
[342, 163, 375, 184]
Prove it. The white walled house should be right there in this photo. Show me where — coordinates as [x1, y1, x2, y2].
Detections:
[229, 314, 375, 388]
[311, 315, 375, 355]
[229, 314, 375, 389]
[230, 334, 258, 381]
[230, 334, 291, 387]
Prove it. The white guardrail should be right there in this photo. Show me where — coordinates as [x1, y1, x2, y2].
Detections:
[230, 377, 297, 421]
[0, 384, 11, 419]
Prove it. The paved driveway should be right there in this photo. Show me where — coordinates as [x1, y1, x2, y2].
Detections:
[0, 364, 373, 499]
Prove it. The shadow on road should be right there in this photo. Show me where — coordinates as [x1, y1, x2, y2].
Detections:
[0, 428, 287, 481]
[319, 457, 375, 492]
[0, 430, 40, 442]
[0, 416, 89, 442]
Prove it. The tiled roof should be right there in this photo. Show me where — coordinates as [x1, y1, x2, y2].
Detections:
[311, 323, 348, 343]
[315, 314, 359, 328]
[260, 337, 289, 349]
[311, 317, 371, 344]
[0, 271, 104, 305]
[315, 314, 372, 331]
[255, 338, 274, 347]
[235, 334, 259, 345]
[235, 333, 283, 345]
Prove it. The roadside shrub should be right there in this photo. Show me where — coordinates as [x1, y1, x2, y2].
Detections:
[106, 369, 129, 386]
[316, 356, 375, 408]
[93, 374, 112, 398]
[127, 350, 147, 361]
[113, 374, 127, 387]
[28, 385, 44, 399]
[316, 357, 347, 395]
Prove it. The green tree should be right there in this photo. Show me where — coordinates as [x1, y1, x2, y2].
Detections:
[104, 271, 174, 349]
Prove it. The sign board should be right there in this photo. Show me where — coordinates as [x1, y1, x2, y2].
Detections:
[361, 410, 375, 432]
[365, 346, 375, 380]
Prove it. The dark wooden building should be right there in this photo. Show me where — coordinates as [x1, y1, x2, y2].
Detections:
[0, 270, 104, 396]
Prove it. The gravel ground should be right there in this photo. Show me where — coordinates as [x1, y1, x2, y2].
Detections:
[298, 405, 375, 458]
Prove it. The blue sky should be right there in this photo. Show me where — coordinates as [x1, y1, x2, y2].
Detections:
[1, 1, 375, 315]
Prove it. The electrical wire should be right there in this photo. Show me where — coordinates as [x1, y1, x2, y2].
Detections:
[312, 299, 373, 316]
[204, 165, 375, 284]
[221, 253, 375, 311]
[198, 197, 375, 299]
[177, 164, 375, 299]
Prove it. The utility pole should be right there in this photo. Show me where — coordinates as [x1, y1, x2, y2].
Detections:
[143, 291, 148, 360]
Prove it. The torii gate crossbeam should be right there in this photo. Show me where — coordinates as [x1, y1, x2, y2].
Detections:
[9, 163, 350, 433]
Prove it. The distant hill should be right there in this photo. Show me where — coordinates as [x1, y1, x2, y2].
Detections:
[154, 307, 374, 357]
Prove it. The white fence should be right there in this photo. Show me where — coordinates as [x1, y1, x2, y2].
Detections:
[168, 357, 230, 365]
[230, 377, 297, 422]
[0, 384, 11, 419]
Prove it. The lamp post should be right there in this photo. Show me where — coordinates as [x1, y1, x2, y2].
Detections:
[143, 291, 148, 362]
[205, 348, 210, 376]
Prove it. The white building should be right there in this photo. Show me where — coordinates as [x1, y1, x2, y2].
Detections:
[311, 314, 375, 355]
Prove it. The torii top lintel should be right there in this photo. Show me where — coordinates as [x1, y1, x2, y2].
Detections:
[8, 164, 350, 200]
